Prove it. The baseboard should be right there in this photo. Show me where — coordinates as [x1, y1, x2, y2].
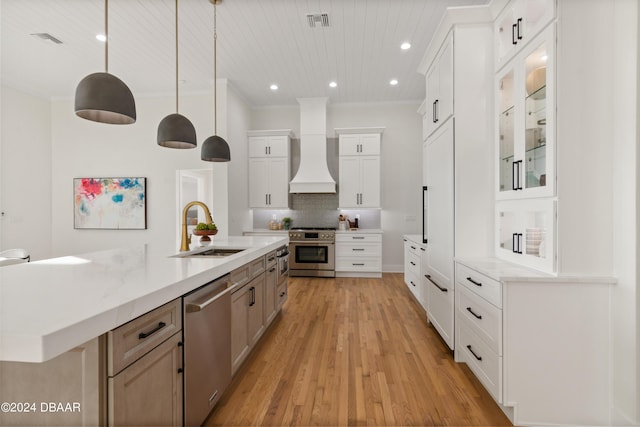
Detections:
[383, 264, 404, 273]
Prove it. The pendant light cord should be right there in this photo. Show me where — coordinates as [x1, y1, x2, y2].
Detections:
[213, 0, 218, 134]
[104, 0, 109, 73]
[175, 0, 179, 113]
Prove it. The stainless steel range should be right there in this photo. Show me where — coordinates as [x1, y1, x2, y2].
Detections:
[288, 228, 335, 278]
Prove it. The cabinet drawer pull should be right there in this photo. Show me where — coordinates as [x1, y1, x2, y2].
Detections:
[410, 281, 416, 287]
[280, 291, 286, 297]
[411, 245, 416, 250]
[352, 263, 365, 266]
[138, 321, 166, 340]
[208, 390, 219, 404]
[466, 345, 483, 361]
[352, 248, 365, 251]
[249, 286, 256, 306]
[426, 275, 447, 292]
[269, 267, 276, 272]
[516, 17, 523, 40]
[420, 247, 426, 251]
[410, 261, 416, 266]
[352, 236, 365, 240]
[466, 306, 483, 320]
[466, 277, 482, 287]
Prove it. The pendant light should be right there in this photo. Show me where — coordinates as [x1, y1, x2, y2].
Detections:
[75, 0, 136, 125]
[201, 0, 231, 162]
[157, 0, 197, 148]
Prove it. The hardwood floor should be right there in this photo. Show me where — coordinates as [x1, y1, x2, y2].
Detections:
[204, 273, 512, 427]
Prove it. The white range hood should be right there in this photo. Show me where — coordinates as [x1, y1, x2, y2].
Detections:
[289, 97, 336, 193]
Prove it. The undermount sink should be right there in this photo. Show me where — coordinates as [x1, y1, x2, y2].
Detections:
[174, 248, 246, 258]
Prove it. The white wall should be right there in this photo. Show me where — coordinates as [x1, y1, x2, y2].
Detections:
[226, 84, 252, 236]
[49, 88, 228, 256]
[611, 1, 639, 423]
[250, 102, 423, 272]
[0, 86, 52, 260]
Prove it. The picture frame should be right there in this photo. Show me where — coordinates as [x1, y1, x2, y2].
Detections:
[73, 177, 147, 230]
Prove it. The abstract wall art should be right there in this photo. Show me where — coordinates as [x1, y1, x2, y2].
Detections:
[74, 178, 147, 229]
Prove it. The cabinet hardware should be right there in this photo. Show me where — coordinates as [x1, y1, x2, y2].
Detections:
[420, 247, 426, 251]
[177, 367, 184, 374]
[177, 341, 183, 347]
[280, 291, 286, 297]
[138, 321, 167, 340]
[434, 99, 439, 123]
[466, 345, 483, 361]
[517, 233, 523, 254]
[410, 261, 416, 266]
[269, 267, 276, 272]
[352, 263, 365, 266]
[410, 281, 416, 287]
[512, 23, 517, 45]
[426, 275, 447, 292]
[512, 233, 518, 253]
[466, 277, 482, 287]
[352, 248, 365, 251]
[411, 246, 416, 250]
[516, 17, 523, 40]
[208, 390, 219, 404]
[433, 101, 437, 123]
[466, 306, 483, 320]
[353, 236, 365, 240]
[249, 286, 255, 306]
[265, 194, 268, 205]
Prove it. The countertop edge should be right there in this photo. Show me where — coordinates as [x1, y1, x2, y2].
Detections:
[1, 237, 288, 363]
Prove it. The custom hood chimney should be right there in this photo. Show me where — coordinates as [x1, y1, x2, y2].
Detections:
[289, 97, 336, 193]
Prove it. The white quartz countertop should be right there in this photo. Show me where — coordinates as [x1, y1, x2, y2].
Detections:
[456, 257, 617, 284]
[0, 236, 287, 363]
[403, 234, 424, 244]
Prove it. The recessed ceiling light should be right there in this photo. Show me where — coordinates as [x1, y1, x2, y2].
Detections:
[270, 84, 278, 91]
[96, 34, 107, 42]
[401, 42, 411, 50]
[390, 79, 399, 86]
[329, 81, 337, 88]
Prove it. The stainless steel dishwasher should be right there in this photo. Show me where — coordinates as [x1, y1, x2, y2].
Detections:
[183, 274, 232, 427]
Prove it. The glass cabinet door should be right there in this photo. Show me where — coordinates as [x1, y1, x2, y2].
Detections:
[499, 70, 515, 193]
[496, 24, 554, 200]
[496, 199, 556, 273]
[523, 40, 548, 190]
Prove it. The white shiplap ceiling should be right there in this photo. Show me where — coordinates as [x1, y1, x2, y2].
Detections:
[1, 0, 488, 107]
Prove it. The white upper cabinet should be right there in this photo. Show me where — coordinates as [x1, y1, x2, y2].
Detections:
[425, 33, 454, 138]
[248, 135, 289, 158]
[495, 0, 555, 70]
[496, 24, 555, 200]
[336, 129, 383, 209]
[248, 130, 291, 209]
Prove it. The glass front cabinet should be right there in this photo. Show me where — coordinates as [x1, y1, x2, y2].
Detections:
[496, 199, 556, 273]
[496, 24, 555, 200]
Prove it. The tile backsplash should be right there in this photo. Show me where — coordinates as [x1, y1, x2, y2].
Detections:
[252, 193, 381, 230]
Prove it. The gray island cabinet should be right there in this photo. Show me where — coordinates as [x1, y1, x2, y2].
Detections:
[0, 236, 287, 427]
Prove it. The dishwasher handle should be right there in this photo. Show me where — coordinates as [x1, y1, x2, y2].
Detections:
[185, 283, 233, 313]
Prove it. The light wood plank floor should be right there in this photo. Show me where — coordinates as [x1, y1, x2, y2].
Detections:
[205, 273, 512, 427]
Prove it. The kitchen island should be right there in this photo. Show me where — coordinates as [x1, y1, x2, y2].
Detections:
[0, 235, 287, 426]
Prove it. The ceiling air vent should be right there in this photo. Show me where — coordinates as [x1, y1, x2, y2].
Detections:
[30, 33, 63, 44]
[306, 13, 329, 28]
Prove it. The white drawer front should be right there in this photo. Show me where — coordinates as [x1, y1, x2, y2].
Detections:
[336, 233, 382, 243]
[457, 322, 502, 403]
[336, 243, 382, 258]
[336, 257, 381, 272]
[456, 285, 502, 355]
[407, 251, 420, 276]
[426, 275, 455, 350]
[456, 263, 502, 308]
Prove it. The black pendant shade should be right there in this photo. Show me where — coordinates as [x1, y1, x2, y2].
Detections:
[74, 74, 136, 125]
[201, 135, 230, 162]
[157, 113, 197, 148]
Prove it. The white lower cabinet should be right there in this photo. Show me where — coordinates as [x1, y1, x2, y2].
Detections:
[455, 258, 614, 426]
[402, 236, 427, 311]
[335, 232, 382, 277]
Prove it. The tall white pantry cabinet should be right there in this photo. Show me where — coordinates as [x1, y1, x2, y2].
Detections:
[417, 13, 495, 351]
